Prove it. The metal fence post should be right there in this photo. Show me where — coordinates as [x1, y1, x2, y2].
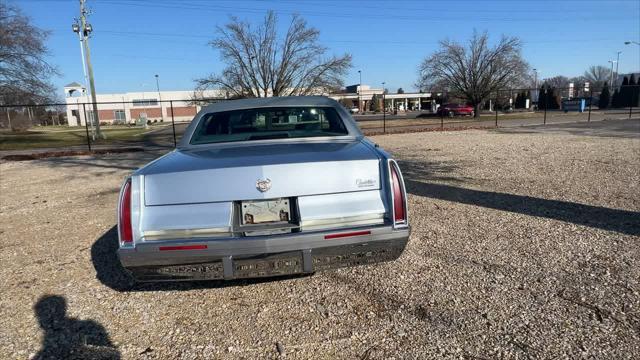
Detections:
[170, 100, 177, 147]
[382, 110, 386, 134]
[382, 93, 386, 134]
[543, 89, 548, 125]
[588, 88, 593, 122]
[630, 104, 633, 119]
[82, 103, 91, 151]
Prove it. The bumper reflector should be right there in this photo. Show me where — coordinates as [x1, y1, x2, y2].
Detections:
[324, 230, 371, 240]
[159, 244, 208, 251]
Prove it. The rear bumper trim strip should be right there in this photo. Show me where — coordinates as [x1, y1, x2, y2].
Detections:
[159, 244, 208, 251]
[324, 230, 371, 240]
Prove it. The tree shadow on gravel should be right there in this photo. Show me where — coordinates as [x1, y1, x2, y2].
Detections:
[34, 295, 120, 359]
[406, 180, 640, 236]
[35, 150, 165, 172]
[91, 226, 310, 292]
[396, 158, 467, 184]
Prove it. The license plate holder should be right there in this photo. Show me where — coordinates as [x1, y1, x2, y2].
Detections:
[240, 198, 291, 225]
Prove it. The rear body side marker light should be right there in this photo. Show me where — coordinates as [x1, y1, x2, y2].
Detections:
[324, 230, 371, 240]
[159, 245, 208, 251]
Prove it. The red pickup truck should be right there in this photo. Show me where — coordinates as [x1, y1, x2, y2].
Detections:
[437, 104, 475, 117]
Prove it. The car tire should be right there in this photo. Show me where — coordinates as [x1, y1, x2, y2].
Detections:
[447, 111, 454, 118]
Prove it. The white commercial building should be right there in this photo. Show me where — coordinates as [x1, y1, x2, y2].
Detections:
[63, 82, 225, 126]
[331, 84, 439, 112]
[63, 82, 438, 126]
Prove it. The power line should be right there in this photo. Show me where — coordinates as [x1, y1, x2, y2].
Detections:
[54, 28, 629, 47]
[95, 0, 626, 15]
[94, 0, 637, 23]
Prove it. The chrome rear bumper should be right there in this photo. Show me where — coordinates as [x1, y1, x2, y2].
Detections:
[118, 226, 409, 281]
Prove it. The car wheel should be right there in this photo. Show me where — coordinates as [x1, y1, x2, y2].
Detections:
[447, 111, 454, 118]
[470, 111, 475, 117]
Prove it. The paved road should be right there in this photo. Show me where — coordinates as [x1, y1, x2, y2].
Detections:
[357, 109, 640, 134]
[354, 108, 637, 122]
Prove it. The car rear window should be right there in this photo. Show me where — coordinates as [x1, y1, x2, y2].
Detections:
[189, 107, 349, 145]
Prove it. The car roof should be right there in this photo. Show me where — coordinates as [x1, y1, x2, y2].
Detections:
[200, 96, 339, 112]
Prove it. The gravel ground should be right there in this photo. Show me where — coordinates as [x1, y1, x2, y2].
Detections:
[1, 121, 639, 359]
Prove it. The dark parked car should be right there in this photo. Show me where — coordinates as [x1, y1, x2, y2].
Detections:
[437, 104, 475, 117]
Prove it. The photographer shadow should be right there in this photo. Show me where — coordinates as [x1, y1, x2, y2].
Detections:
[33, 295, 120, 359]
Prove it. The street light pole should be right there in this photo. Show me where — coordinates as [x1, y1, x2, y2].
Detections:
[533, 68, 538, 107]
[155, 74, 164, 123]
[615, 51, 622, 89]
[382, 81, 386, 133]
[624, 41, 640, 46]
[358, 70, 362, 114]
[608, 60, 616, 88]
[140, 83, 148, 126]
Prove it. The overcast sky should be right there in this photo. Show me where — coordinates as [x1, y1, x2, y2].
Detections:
[14, 0, 640, 96]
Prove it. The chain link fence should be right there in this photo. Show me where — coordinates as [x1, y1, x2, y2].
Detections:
[1, 85, 638, 153]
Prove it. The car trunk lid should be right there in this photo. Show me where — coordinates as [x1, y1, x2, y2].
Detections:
[142, 141, 381, 206]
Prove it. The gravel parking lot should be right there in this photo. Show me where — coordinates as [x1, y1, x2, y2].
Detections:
[1, 120, 639, 359]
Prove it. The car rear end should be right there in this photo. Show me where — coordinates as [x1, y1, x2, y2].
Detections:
[458, 105, 474, 116]
[116, 98, 409, 281]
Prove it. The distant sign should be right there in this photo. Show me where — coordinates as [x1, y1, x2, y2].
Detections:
[568, 83, 574, 99]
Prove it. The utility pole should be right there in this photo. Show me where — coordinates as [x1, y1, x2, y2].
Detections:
[78, 0, 102, 138]
[72, 20, 93, 133]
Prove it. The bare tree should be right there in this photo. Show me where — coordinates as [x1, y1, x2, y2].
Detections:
[187, 89, 230, 107]
[583, 65, 609, 88]
[0, 3, 58, 105]
[417, 31, 529, 117]
[196, 11, 352, 98]
[544, 76, 570, 89]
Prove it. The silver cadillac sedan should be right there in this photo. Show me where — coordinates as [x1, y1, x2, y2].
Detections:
[117, 96, 409, 281]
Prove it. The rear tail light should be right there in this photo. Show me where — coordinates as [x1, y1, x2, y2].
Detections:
[118, 179, 133, 244]
[389, 160, 408, 227]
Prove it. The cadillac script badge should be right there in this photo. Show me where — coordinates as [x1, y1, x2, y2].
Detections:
[256, 178, 272, 192]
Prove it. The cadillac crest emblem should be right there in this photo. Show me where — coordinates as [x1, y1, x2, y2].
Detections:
[256, 178, 272, 192]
